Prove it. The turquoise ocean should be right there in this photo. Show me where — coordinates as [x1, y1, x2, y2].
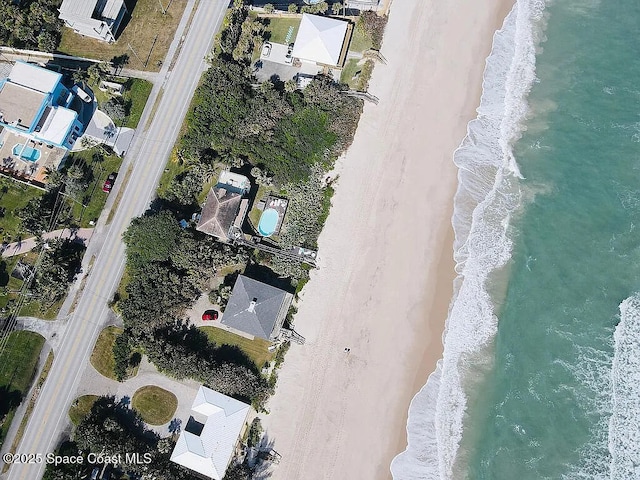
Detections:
[392, 0, 640, 479]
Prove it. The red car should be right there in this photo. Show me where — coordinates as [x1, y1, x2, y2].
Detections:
[102, 173, 117, 193]
[202, 310, 219, 321]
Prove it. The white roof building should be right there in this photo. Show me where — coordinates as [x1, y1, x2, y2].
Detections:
[8, 62, 61, 94]
[170, 387, 250, 479]
[291, 14, 350, 67]
[59, 0, 129, 43]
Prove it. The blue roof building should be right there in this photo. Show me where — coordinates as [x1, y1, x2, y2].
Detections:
[0, 62, 83, 150]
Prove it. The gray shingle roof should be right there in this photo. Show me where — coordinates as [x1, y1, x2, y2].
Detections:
[221, 275, 293, 340]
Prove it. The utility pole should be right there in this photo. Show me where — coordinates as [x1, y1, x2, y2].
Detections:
[158, 0, 174, 14]
[127, 43, 144, 67]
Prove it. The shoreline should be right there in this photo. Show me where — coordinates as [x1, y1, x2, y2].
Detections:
[260, 1, 516, 478]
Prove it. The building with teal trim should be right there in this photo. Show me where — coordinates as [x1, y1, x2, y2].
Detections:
[0, 61, 84, 150]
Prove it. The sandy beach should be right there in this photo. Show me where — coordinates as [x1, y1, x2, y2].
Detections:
[259, 0, 514, 478]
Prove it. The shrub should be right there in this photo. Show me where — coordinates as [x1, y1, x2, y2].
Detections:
[358, 11, 388, 50]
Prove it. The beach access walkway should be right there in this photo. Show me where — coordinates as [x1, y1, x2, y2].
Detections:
[1, 228, 94, 258]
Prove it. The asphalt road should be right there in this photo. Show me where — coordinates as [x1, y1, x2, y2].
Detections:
[5, 1, 229, 478]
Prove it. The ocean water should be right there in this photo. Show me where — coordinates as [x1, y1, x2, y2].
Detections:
[392, 0, 640, 479]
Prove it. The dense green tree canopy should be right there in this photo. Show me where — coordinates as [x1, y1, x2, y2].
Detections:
[122, 210, 182, 270]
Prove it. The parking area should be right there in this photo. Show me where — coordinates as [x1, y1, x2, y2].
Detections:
[260, 41, 293, 66]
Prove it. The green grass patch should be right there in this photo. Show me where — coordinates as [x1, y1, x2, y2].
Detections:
[200, 326, 274, 370]
[247, 185, 269, 230]
[349, 26, 373, 53]
[57, 0, 189, 72]
[265, 17, 301, 44]
[131, 386, 178, 425]
[6, 351, 53, 461]
[68, 395, 99, 425]
[65, 148, 123, 227]
[340, 58, 361, 88]
[90, 326, 123, 380]
[0, 178, 44, 242]
[18, 297, 66, 320]
[89, 78, 152, 129]
[0, 331, 45, 447]
[124, 78, 153, 128]
[156, 149, 190, 200]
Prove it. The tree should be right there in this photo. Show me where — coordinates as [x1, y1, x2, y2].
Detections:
[165, 168, 204, 205]
[111, 53, 130, 74]
[288, 3, 298, 13]
[263, 3, 274, 13]
[37, 31, 57, 52]
[314, 1, 329, 14]
[101, 97, 126, 122]
[87, 62, 110, 83]
[332, 2, 342, 15]
[122, 210, 182, 270]
[72, 68, 88, 85]
[113, 331, 132, 381]
[284, 79, 298, 93]
[64, 163, 90, 198]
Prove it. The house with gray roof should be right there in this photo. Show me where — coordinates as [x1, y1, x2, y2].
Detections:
[59, 0, 129, 43]
[221, 275, 293, 341]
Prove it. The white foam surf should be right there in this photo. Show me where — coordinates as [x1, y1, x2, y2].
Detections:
[391, 1, 546, 478]
[608, 295, 640, 479]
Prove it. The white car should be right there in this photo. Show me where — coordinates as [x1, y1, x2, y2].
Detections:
[261, 42, 272, 58]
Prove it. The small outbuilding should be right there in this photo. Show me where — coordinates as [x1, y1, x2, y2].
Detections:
[221, 275, 293, 341]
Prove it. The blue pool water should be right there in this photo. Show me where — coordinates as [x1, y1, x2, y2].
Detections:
[12, 144, 41, 162]
[258, 208, 279, 236]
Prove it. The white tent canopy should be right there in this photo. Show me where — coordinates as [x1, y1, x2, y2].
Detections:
[291, 14, 348, 66]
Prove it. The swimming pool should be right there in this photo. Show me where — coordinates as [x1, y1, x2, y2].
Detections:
[12, 144, 41, 162]
[258, 208, 279, 237]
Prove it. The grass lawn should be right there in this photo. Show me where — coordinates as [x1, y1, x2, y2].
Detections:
[90, 78, 153, 129]
[64, 148, 123, 227]
[132, 386, 178, 425]
[200, 326, 274, 370]
[247, 185, 269, 230]
[18, 297, 66, 320]
[0, 331, 45, 447]
[68, 395, 99, 425]
[157, 149, 189, 200]
[0, 256, 20, 310]
[0, 178, 44, 243]
[340, 58, 361, 88]
[90, 326, 123, 380]
[349, 26, 373, 53]
[265, 17, 301, 44]
[57, 0, 188, 72]
[123, 78, 153, 128]
[5, 351, 53, 463]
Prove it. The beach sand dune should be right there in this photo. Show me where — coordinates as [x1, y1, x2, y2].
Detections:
[259, 1, 514, 478]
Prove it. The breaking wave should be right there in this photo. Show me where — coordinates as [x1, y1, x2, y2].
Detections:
[608, 295, 640, 479]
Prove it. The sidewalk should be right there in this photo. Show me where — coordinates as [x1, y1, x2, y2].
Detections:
[1, 228, 94, 258]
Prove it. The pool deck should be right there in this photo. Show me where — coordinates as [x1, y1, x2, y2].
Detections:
[0, 130, 67, 186]
[262, 195, 289, 236]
